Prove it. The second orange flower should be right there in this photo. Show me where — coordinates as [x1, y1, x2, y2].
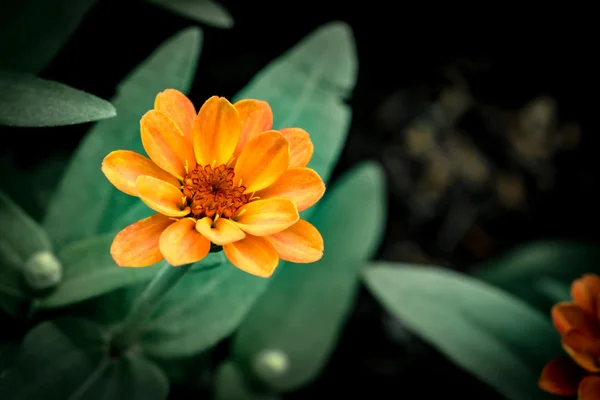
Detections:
[102, 90, 325, 277]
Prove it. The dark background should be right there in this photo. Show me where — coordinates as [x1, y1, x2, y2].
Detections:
[2, 1, 598, 398]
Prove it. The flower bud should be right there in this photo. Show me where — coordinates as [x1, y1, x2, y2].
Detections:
[252, 349, 289, 381]
[23, 251, 62, 290]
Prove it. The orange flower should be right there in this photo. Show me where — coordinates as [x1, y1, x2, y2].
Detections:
[539, 274, 600, 399]
[101, 90, 325, 277]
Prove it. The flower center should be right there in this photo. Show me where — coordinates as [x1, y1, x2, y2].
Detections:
[182, 164, 249, 219]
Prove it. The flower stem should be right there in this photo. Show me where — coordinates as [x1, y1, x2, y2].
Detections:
[112, 261, 192, 351]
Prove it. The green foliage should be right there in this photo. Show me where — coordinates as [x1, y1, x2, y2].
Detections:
[363, 264, 560, 400]
[0, 71, 115, 127]
[234, 21, 356, 189]
[534, 278, 571, 304]
[146, 0, 234, 29]
[42, 27, 203, 250]
[136, 21, 358, 359]
[229, 162, 386, 391]
[0, 318, 168, 400]
[0, 190, 55, 315]
[0, 0, 99, 73]
[37, 234, 161, 309]
[0, 155, 68, 221]
[473, 241, 600, 310]
[214, 362, 280, 400]
[0, 28, 203, 318]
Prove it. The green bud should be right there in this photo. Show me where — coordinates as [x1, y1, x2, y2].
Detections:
[252, 349, 289, 381]
[23, 251, 62, 290]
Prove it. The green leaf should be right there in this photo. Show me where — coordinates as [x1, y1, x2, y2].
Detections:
[73, 354, 169, 400]
[473, 241, 600, 308]
[147, 0, 234, 29]
[215, 361, 281, 400]
[0, 71, 115, 127]
[229, 162, 386, 391]
[534, 278, 571, 304]
[474, 241, 600, 283]
[138, 21, 358, 358]
[0, 155, 68, 221]
[363, 264, 560, 400]
[0, 190, 54, 304]
[234, 21, 356, 188]
[42, 27, 203, 249]
[37, 234, 160, 309]
[0, 318, 168, 400]
[79, 252, 228, 328]
[0, 0, 99, 73]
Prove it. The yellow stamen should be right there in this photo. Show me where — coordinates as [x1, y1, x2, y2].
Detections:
[211, 159, 216, 168]
[184, 159, 189, 174]
[236, 209, 247, 217]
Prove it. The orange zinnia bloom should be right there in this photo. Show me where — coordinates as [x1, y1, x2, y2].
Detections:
[539, 274, 600, 399]
[101, 90, 325, 277]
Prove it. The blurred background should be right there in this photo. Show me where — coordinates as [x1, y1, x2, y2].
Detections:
[1, 1, 598, 398]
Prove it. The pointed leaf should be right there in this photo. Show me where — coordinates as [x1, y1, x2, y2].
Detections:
[0, 318, 168, 400]
[215, 361, 281, 400]
[75, 355, 169, 400]
[473, 241, 600, 308]
[43, 27, 203, 249]
[0, 190, 54, 310]
[147, 0, 234, 29]
[0, 318, 105, 399]
[0, 0, 99, 73]
[0, 155, 68, 221]
[363, 264, 561, 400]
[534, 277, 571, 304]
[138, 22, 358, 358]
[233, 21, 356, 186]
[230, 162, 386, 391]
[0, 71, 115, 127]
[37, 234, 160, 309]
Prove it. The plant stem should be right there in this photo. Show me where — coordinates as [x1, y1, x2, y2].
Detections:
[112, 261, 192, 351]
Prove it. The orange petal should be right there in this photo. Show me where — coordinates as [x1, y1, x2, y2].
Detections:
[110, 213, 174, 267]
[538, 357, 583, 396]
[267, 219, 323, 263]
[195, 217, 245, 245]
[154, 89, 196, 146]
[223, 234, 279, 278]
[136, 175, 190, 217]
[279, 128, 314, 168]
[233, 99, 273, 157]
[552, 303, 600, 336]
[140, 110, 196, 179]
[102, 150, 179, 196]
[234, 198, 299, 236]
[159, 218, 210, 266]
[579, 376, 600, 400]
[233, 130, 290, 194]
[255, 168, 325, 212]
[572, 274, 600, 315]
[562, 330, 600, 372]
[193, 96, 241, 167]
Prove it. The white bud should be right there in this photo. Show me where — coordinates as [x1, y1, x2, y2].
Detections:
[23, 251, 62, 290]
